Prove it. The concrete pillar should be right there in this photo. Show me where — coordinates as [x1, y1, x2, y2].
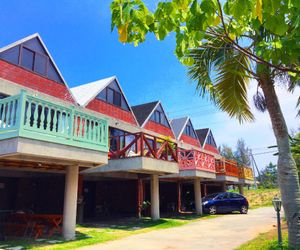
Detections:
[194, 178, 203, 215]
[150, 174, 160, 220]
[221, 182, 227, 192]
[177, 181, 181, 213]
[238, 184, 244, 195]
[63, 165, 79, 240]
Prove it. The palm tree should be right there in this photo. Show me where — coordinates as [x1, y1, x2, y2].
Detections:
[188, 30, 300, 247]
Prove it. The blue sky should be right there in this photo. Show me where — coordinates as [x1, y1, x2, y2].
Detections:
[1, 0, 299, 171]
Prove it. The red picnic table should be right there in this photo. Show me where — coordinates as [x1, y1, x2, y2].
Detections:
[5, 213, 63, 239]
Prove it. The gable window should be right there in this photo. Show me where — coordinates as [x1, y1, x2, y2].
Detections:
[153, 110, 161, 123]
[20, 46, 49, 77]
[150, 106, 169, 127]
[206, 132, 217, 147]
[0, 37, 64, 84]
[96, 81, 130, 111]
[107, 87, 122, 107]
[183, 122, 197, 138]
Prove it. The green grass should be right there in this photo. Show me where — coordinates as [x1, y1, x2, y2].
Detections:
[229, 188, 280, 209]
[235, 227, 294, 250]
[2, 214, 217, 250]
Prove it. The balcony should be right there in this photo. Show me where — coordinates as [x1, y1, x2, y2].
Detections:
[176, 149, 216, 179]
[215, 158, 239, 182]
[0, 91, 108, 169]
[238, 166, 254, 184]
[87, 132, 179, 175]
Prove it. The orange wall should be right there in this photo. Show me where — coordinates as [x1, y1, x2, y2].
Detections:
[144, 120, 174, 138]
[180, 134, 201, 147]
[86, 98, 137, 125]
[0, 60, 74, 103]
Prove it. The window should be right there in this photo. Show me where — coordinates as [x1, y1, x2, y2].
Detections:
[96, 81, 130, 111]
[206, 132, 217, 147]
[154, 110, 161, 123]
[150, 105, 170, 127]
[0, 38, 64, 84]
[21, 47, 35, 70]
[183, 123, 196, 138]
[107, 88, 122, 107]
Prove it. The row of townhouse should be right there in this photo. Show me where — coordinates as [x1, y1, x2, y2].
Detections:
[0, 34, 254, 240]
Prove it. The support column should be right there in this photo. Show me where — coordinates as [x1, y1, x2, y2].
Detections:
[221, 182, 227, 192]
[203, 184, 208, 197]
[137, 178, 143, 218]
[63, 165, 79, 240]
[238, 184, 244, 195]
[150, 174, 160, 220]
[194, 178, 203, 215]
[177, 181, 181, 213]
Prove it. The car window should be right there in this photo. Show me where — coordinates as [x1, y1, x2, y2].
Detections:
[230, 193, 242, 199]
[223, 193, 230, 199]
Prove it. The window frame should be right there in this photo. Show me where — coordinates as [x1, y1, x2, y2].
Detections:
[18, 45, 49, 78]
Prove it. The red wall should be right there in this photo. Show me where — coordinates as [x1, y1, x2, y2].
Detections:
[0, 60, 74, 103]
[180, 134, 201, 147]
[86, 98, 137, 125]
[144, 120, 174, 138]
[204, 144, 219, 154]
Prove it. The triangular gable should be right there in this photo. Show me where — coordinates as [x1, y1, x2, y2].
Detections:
[71, 76, 116, 106]
[71, 76, 139, 124]
[203, 129, 217, 148]
[146, 102, 172, 129]
[195, 128, 209, 146]
[0, 33, 66, 85]
[181, 118, 198, 139]
[170, 117, 188, 139]
[131, 101, 159, 127]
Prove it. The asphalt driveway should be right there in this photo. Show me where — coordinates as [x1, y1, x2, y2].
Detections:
[81, 207, 277, 250]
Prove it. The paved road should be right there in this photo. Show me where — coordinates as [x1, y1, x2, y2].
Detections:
[81, 207, 277, 250]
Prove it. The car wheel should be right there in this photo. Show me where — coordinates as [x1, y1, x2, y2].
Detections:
[208, 206, 217, 215]
[240, 205, 248, 214]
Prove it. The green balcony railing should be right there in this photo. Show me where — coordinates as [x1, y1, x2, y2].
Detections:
[0, 91, 108, 152]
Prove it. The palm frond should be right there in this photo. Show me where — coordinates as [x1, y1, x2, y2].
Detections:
[214, 51, 254, 122]
[188, 34, 254, 123]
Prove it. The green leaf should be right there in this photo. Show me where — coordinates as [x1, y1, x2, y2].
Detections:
[180, 57, 195, 66]
[264, 15, 289, 35]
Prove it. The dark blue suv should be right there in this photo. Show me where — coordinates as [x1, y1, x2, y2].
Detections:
[202, 192, 249, 215]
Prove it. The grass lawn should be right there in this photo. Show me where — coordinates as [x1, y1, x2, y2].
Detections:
[235, 224, 294, 250]
[229, 188, 280, 209]
[1, 214, 217, 250]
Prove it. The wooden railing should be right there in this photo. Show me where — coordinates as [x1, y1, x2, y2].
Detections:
[178, 149, 216, 172]
[109, 132, 178, 162]
[0, 91, 108, 152]
[215, 158, 239, 177]
[238, 166, 254, 180]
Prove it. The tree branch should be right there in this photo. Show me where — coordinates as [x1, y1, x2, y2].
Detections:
[215, 0, 300, 75]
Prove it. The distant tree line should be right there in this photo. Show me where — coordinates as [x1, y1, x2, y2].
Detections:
[218, 138, 251, 167]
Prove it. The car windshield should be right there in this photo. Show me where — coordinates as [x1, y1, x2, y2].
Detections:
[203, 193, 219, 201]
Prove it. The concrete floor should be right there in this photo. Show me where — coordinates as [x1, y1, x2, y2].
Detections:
[81, 207, 278, 250]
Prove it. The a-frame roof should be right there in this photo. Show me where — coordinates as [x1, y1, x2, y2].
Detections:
[195, 128, 210, 146]
[70, 76, 116, 107]
[171, 116, 198, 141]
[71, 76, 139, 124]
[195, 128, 217, 148]
[170, 117, 188, 139]
[0, 33, 67, 85]
[0, 33, 77, 102]
[131, 101, 173, 129]
[131, 101, 159, 127]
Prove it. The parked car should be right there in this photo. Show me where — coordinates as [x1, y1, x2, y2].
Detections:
[202, 192, 249, 215]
